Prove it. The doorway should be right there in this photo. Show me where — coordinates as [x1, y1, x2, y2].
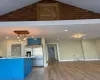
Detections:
[47, 44, 59, 64]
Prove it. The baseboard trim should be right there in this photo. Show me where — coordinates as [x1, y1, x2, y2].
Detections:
[44, 63, 48, 67]
[85, 59, 99, 61]
[59, 60, 74, 62]
[59, 59, 99, 62]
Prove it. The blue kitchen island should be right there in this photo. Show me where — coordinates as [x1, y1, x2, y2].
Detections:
[0, 57, 34, 80]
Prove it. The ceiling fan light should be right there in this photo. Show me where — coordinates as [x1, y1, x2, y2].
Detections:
[72, 34, 85, 39]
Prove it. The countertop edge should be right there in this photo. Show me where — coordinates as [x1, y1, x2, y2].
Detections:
[0, 56, 36, 59]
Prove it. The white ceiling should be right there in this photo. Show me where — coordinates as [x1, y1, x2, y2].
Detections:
[57, 0, 100, 13]
[0, 19, 100, 42]
[0, 0, 40, 15]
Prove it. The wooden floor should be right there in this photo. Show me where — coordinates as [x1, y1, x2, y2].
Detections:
[26, 61, 100, 80]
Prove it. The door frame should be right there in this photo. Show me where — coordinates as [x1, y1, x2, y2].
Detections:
[47, 43, 60, 61]
[48, 46, 56, 59]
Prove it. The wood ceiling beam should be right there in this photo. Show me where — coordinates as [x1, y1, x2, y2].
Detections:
[14, 30, 29, 34]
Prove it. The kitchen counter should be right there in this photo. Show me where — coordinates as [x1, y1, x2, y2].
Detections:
[0, 56, 36, 59]
[0, 57, 35, 80]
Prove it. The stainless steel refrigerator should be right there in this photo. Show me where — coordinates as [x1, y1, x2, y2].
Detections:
[32, 45, 44, 67]
[25, 45, 44, 67]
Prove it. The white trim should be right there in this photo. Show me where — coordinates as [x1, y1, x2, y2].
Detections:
[57, 43, 60, 61]
[85, 59, 99, 61]
[44, 63, 48, 67]
[59, 60, 74, 62]
[59, 59, 84, 62]
[59, 59, 99, 62]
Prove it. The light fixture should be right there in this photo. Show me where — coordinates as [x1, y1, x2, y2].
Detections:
[17, 35, 20, 39]
[32, 36, 34, 38]
[65, 30, 68, 31]
[57, 39, 59, 40]
[6, 37, 9, 39]
[72, 34, 85, 39]
[14, 30, 29, 41]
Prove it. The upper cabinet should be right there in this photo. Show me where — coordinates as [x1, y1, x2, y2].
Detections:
[27, 38, 41, 45]
[37, 3, 59, 20]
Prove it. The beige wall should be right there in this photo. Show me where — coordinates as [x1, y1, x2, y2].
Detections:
[58, 40, 83, 61]
[82, 40, 98, 60]
[47, 39, 100, 61]
[0, 40, 27, 57]
[7, 40, 27, 57]
[0, 38, 100, 62]
[96, 39, 100, 59]
[0, 40, 7, 57]
[0, 41, 3, 56]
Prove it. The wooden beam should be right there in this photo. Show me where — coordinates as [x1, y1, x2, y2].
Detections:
[14, 30, 29, 34]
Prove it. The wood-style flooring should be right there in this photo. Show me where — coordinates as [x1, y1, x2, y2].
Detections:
[26, 61, 100, 80]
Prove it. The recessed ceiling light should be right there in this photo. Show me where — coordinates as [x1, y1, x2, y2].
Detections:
[6, 37, 9, 39]
[32, 36, 34, 38]
[65, 30, 68, 31]
[17, 36, 20, 39]
[57, 39, 59, 40]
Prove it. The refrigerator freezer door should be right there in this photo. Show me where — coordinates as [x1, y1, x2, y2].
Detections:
[32, 47, 43, 56]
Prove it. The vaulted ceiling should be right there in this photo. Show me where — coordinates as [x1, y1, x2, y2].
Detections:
[0, 0, 40, 15]
[0, 0, 100, 16]
[57, 0, 100, 13]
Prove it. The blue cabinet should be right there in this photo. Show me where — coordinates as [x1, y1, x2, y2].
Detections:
[0, 58, 33, 80]
[27, 38, 41, 45]
[24, 58, 33, 78]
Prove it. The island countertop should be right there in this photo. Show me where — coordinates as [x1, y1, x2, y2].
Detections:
[0, 56, 36, 59]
